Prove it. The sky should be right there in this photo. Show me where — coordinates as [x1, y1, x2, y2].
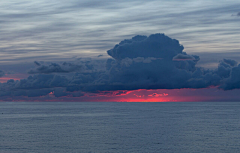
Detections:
[0, 0, 240, 102]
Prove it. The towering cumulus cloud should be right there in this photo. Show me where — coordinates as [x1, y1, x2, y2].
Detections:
[98, 34, 220, 91]
[0, 33, 239, 98]
[107, 34, 183, 60]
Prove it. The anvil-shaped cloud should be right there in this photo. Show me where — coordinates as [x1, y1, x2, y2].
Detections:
[0, 33, 239, 98]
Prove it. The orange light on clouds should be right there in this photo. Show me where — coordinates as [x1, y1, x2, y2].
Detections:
[49, 91, 54, 95]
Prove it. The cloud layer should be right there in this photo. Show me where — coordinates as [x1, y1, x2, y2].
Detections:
[0, 33, 239, 98]
[0, 0, 240, 63]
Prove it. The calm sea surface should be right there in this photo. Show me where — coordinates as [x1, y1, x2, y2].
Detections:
[0, 102, 240, 153]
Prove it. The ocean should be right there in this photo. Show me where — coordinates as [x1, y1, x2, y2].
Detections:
[0, 102, 240, 153]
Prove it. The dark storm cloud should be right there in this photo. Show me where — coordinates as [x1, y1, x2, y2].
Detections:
[220, 64, 240, 90]
[96, 34, 218, 91]
[0, 74, 75, 97]
[0, 70, 4, 77]
[0, 74, 67, 97]
[107, 34, 184, 60]
[28, 62, 83, 74]
[51, 88, 84, 98]
[0, 33, 240, 99]
[16, 74, 68, 89]
[100, 34, 239, 91]
[0, 85, 84, 98]
[215, 59, 238, 78]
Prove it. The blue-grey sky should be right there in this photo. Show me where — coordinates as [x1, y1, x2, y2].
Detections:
[0, 0, 240, 64]
[0, 0, 240, 102]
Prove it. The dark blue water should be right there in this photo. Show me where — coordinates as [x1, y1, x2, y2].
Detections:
[0, 102, 240, 153]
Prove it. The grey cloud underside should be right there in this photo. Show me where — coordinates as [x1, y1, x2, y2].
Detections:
[0, 33, 240, 98]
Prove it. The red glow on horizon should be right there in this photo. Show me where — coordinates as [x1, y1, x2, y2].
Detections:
[114, 97, 173, 102]
[86, 89, 175, 102]
[87, 89, 213, 102]
[0, 87, 228, 102]
[148, 93, 168, 97]
[0, 77, 21, 83]
[0, 73, 29, 83]
[94, 90, 135, 97]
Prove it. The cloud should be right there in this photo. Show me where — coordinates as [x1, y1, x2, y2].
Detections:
[148, 93, 168, 97]
[0, 70, 4, 77]
[0, 74, 85, 97]
[0, 33, 240, 99]
[52, 88, 84, 98]
[0, 0, 240, 65]
[16, 74, 68, 89]
[107, 34, 184, 60]
[173, 54, 200, 72]
[172, 53, 196, 61]
[34, 61, 41, 66]
[99, 33, 224, 91]
[0, 74, 68, 95]
[134, 94, 143, 98]
[0, 88, 54, 97]
[92, 90, 134, 97]
[222, 59, 238, 67]
[220, 64, 240, 90]
[216, 59, 237, 78]
[28, 61, 83, 74]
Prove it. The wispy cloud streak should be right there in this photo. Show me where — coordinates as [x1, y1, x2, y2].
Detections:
[0, 0, 240, 63]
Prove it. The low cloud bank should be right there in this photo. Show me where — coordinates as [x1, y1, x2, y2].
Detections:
[0, 33, 239, 98]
